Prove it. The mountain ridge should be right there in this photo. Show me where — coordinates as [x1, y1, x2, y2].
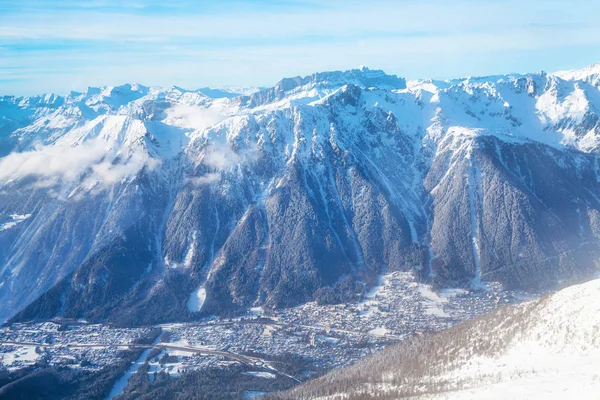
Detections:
[1, 63, 600, 325]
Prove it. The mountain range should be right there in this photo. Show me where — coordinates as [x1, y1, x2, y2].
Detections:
[1, 63, 600, 325]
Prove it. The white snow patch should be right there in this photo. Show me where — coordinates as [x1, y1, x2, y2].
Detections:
[243, 371, 277, 379]
[247, 307, 264, 317]
[106, 348, 153, 400]
[417, 284, 450, 318]
[183, 231, 198, 268]
[244, 391, 268, 399]
[0, 345, 40, 370]
[186, 286, 206, 312]
[368, 326, 390, 336]
[0, 214, 31, 231]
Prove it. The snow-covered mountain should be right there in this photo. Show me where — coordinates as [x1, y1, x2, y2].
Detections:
[1, 64, 600, 325]
[270, 276, 600, 399]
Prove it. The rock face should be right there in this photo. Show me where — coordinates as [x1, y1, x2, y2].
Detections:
[1, 65, 600, 325]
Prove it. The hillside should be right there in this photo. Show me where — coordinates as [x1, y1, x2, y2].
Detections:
[268, 277, 600, 399]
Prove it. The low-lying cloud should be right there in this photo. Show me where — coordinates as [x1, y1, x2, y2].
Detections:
[185, 141, 252, 187]
[185, 172, 221, 187]
[203, 142, 244, 170]
[0, 139, 160, 188]
[165, 104, 229, 131]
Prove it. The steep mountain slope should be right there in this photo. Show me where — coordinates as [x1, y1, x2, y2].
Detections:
[269, 277, 600, 399]
[1, 65, 600, 324]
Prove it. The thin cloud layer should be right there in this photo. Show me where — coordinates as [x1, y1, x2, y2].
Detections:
[2, 0, 600, 94]
[203, 143, 243, 170]
[185, 173, 221, 187]
[164, 104, 229, 131]
[185, 140, 251, 187]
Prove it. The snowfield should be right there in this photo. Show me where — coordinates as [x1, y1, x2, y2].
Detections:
[187, 286, 207, 312]
[423, 279, 600, 399]
[0, 213, 31, 231]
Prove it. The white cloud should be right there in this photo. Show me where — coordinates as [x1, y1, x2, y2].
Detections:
[2, 0, 600, 94]
[184, 138, 254, 187]
[83, 148, 160, 186]
[203, 143, 243, 170]
[0, 139, 159, 188]
[185, 172, 221, 186]
[164, 104, 229, 131]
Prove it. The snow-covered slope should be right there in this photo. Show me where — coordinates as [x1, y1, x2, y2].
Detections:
[1, 64, 600, 325]
[271, 277, 600, 399]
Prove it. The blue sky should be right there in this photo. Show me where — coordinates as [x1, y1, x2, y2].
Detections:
[1, 0, 600, 95]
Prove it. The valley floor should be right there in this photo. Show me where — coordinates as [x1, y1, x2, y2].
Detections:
[0, 271, 537, 399]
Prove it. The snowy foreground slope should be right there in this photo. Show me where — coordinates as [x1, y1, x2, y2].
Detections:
[1, 65, 600, 324]
[269, 277, 600, 399]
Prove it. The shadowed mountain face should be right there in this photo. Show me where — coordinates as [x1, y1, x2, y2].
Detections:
[1, 65, 600, 325]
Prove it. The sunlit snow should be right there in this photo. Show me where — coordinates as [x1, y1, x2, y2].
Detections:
[187, 286, 207, 312]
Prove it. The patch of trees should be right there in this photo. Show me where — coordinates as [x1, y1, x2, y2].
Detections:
[133, 327, 162, 345]
[315, 275, 364, 305]
[239, 351, 314, 377]
[0, 349, 142, 400]
[114, 364, 298, 400]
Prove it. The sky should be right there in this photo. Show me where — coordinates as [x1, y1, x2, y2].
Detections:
[1, 0, 600, 95]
